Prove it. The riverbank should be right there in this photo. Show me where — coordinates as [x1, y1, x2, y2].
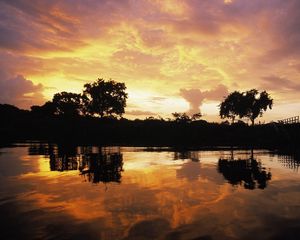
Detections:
[1, 113, 299, 149]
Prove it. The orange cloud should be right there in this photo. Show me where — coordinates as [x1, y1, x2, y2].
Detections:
[180, 85, 228, 115]
[0, 73, 45, 108]
[0, 0, 299, 120]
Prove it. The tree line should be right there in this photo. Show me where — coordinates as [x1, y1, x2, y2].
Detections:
[31, 78, 128, 118]
[3, 77, 273, 125]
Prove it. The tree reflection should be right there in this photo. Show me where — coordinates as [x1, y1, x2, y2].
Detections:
[173, 150, 200, 162]
[79, 152, 123, 183]
[28, 143, 123, 184]
[218, 151, 272, 189]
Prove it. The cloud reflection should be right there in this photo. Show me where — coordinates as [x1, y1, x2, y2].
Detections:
[0, 145, 300, 239]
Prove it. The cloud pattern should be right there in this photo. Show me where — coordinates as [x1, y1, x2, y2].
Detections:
[0, 73, 45, 109]
[180, 85, 228, 115]
[0, 0, 299, 119]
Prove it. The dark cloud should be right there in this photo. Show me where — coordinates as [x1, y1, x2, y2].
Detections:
[0, 0, 299, 116]
[263, 0, 300, 61]
[0, 52, 46, 76]
[182, 0, 300, 62]
[180, 84, 228, 114]
[0, 0, 299, 60]
[261, 76, 300, 91]
[0, 0, 85, 52]
[0, 73, 45, 109]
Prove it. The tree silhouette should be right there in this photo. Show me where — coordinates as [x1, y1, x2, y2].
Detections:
[0, 103, 27, 117]
[172, 112, 202, 123]
[172, 112, 191, 123]
[83, 78, 128, 118]
[242, 89, 273, 125]
[191, 112, 202, 121]
[52, 92, 83, 116]
[31, 101, 56, 116]
[219, 91, 241, 123]
[219, 89, 273, 125]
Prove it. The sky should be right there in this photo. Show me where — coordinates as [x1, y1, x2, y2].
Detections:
[0, 0, 300, 122]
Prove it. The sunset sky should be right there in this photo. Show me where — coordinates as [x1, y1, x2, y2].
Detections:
[1, 0, 300, 122]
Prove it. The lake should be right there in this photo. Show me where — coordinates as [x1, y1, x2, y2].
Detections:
[0, 143, 300, 240]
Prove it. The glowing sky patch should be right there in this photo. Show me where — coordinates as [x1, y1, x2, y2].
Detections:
[0, 0, 300, 121]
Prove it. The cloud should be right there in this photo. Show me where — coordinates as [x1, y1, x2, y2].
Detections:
[204, 84, 229, 101]
[151, 96, 167, 101]
[0, 74, 45, 109]
[261, 76, 300, 91]
[180, 84, 228, 115]
[0, 0, 87, 52]
[261, 0, 300, 61]
[126, 110, 157, 117]
[0, 0, 299, 120]
[180, 88, 206, 114]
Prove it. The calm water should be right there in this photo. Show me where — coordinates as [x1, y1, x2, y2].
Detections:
[0, 144, 300, 240]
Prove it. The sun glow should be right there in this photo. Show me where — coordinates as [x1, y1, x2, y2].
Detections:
[0, 0, 299, 120]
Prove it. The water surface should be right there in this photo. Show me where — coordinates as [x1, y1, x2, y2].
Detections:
[0, 144, 300, 240]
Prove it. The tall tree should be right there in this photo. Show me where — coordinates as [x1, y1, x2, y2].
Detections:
[219, 91, 242, 123]
[242, 89, 273, 125]
[83, 78, 128, 118]
[52, 92, 83, 116]
[219, 89, 273, 125]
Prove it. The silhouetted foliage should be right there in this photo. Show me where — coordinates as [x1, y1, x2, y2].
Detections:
[191, 112, 202, 121]
[220, 89, 273, 125]
[1, 81, 299, 149]
[242, 89, 273, 125]
[172, 112, 202, 123]
[232, 120, 248, 127]
[52, 92, 83, 116]
[31, 101, 56, 116]
[219, 91, 241, 123]
[83, 78, 128, 118]
[172, 112, 191, 123]
[145, 116, 165, 122]
[0, 104, 28, 118]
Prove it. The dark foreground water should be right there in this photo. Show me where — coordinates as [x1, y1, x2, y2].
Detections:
[0, 144, 300, 240]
